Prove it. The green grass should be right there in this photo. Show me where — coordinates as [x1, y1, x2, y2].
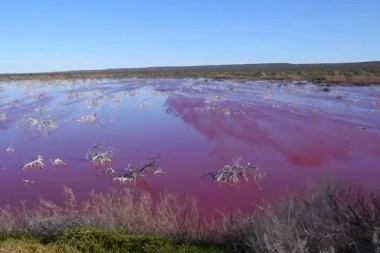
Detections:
[0, 228, 226, 253]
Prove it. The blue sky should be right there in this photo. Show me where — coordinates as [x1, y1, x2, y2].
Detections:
[0, 0, 379, 73]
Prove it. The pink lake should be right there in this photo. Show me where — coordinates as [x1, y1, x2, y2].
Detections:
[0, 79, 380, 215]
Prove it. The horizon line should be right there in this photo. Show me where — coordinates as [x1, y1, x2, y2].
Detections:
[1, 60, 380, 75]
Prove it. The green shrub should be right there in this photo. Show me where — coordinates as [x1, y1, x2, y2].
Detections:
[55, 228, 225, 253]
[0, 229, 226, 253]
[56, 228, 169, 253]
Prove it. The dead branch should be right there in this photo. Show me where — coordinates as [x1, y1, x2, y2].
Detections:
[50, 158, 67, 167]
[204, 158, 265, 189]
[22, 155, 44, 170]
[86, 144, 114, 167]
[113, 155, 164, 184]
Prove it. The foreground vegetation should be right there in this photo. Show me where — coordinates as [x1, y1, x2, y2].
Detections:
[1, 61, 380, 85]
[0, 228, 224, 253]
[1, 184, 380, 252]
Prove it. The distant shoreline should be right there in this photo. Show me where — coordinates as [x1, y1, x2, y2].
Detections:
[1, 61, 380, 85]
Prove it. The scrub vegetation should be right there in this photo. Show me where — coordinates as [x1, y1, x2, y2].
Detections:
[1, 61, 380, 85]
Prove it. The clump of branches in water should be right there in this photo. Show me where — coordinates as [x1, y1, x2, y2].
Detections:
[0, 112, 6, 122]
[125, 89, 140, 97]
[195, 105, 242, 117]
[113, 155, 164, 184]
[8, 99, 19, 108]
[68, 91, 82, 100]
[203, 158, 265, 190]
[18, 116, 60, 136]
[86, 143, 114, 167]
[22, 155, 44, 170]
[105, 167, 116, 175]
[86, 96, 104, 108]
[75, 113, 97, 125]
[136, 98, 152, 112]
[112, 96, 123, 104]
[21, 179, 34, 184]
[34, 105, 49, 113]
[75, 112, 110, 126]
[6, 143, 15, 153]
[203, 94, 224, 110]
[35, 93, 47, 101]
[50, 158, 67, 167]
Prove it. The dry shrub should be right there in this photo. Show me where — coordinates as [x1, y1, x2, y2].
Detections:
[324, 74, 380, 85]
[350, 75, 380, 84]
[217, 184, 380, 253]
[1, 184, 380, 252]
[155, 192, 200, 241]
[0, 205, 16, 233]
[0, 188, 202, 244]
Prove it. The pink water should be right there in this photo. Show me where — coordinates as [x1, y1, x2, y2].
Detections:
[0, 79, 380, 215]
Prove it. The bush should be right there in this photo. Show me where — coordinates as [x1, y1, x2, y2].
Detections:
[1, 188, 201, 243]
[218, 185, 380, 253]
[57, 228, 172, 253]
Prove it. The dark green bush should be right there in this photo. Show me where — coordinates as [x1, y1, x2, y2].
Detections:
[56, 228, 225, 253]
[56, 228, 170, 253]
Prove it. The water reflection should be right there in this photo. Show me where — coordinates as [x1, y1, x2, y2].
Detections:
[164, 91, 371, 169]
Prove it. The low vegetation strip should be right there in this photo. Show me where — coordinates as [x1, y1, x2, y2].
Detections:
[1, 184, 380, 252]
[1, 61, 380, 85]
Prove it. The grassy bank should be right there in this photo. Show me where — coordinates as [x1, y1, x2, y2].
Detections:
[1, 62, 380, 85]
[1, 184, 380, 252]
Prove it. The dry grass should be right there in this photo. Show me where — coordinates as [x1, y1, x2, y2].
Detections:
[217, 184, 380, 253]
[323, 74, 380, 85]
[0, 187, 202, 243]
[266, 73, 380, 85]
[1, 184, 380, 252]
